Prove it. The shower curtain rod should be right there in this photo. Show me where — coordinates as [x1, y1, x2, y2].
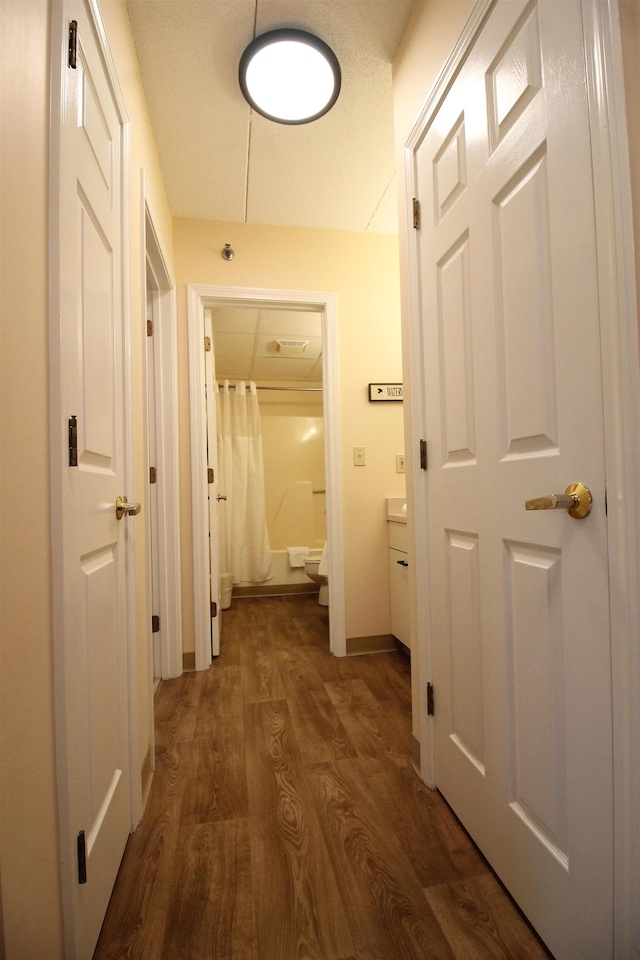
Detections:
[222, 383, 323, 393]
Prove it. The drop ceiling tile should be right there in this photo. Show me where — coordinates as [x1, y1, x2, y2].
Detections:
[257, 310, 322, 337]
[212, 331, 256, 358]
[210, 308, 260, 333]
[308, 359, 324, 382]
[250, 357, 317, 381]
[255, 334, 322, 360]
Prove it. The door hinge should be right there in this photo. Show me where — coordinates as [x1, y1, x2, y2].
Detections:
[207, 467, 214, 484]
[150, 466, 157, 484]
[68, 20, 78, 69]
[204, 336, 211, 352]
[77, 830, 87, 884]
[412, 197, 421, 230]
[211, 601, 218, 619]
[419, 438, 427, 470]
[427, 682, 434, 716]
[151, 615, 160, 634]
[68, 415, 78, 467]
[147, 319, 153, 337]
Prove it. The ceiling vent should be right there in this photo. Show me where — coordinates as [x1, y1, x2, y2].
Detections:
[274, 339, 309, 357]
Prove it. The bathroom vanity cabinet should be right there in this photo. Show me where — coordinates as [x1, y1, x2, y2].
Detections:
[387, 501, 410, 649]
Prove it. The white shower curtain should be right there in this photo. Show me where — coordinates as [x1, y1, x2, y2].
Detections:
[217, 381, 273, 583]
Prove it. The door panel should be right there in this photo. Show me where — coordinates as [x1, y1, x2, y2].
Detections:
[415, 2, 613, 956]
[53, 2, 132, 955]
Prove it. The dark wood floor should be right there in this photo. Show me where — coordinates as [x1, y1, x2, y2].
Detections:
[94, 595, 553, 959]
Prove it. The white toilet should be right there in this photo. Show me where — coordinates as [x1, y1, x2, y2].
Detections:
[304, 544, 328, 606]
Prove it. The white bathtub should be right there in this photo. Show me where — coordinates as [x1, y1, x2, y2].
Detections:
[231, 548, 323, 598]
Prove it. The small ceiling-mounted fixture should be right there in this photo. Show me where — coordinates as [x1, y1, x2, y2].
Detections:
[239, 29, 341, 125]
[275, 339, 309, 357]
[222, 243, 234, 261]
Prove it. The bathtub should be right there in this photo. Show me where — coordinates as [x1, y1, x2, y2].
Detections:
[231, 547, 323, 599]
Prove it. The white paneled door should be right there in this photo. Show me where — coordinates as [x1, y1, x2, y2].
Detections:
[52, 1, 133, 956]
[414, 2, 613, 956]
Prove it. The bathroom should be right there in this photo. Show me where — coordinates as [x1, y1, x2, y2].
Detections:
[210, 304, 328, 604]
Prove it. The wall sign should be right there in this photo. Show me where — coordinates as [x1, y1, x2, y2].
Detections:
[368, 383, 403, 402]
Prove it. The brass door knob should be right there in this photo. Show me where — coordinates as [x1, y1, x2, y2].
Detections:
[525, 483, 592, 519]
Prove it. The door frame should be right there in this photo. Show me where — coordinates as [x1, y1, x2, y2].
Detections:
[187, 284, 346, 668]
[141, 171, 183, 685]
[402, 0, 640, 954]
[49, 0, 140, 949]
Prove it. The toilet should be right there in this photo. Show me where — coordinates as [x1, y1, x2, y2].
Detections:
[304, 544, 328, 606]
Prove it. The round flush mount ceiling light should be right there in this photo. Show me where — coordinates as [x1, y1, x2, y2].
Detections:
[239, 29, 341, 124]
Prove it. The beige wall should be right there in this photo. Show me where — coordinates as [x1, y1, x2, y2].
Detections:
[0, 1, 172, 956]
[173, 218, 406, 646]
[0, 2, 64, 956]
[259, 398, 327, 551]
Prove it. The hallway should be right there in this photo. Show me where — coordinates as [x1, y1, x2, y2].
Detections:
[93, 595, 552, 959]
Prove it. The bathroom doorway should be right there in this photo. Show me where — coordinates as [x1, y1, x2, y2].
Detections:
[210, 305, 326, 599]
[187, 285, 346, 668]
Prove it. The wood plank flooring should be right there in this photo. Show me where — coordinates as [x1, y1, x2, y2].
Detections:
[93, 595, 554, 960]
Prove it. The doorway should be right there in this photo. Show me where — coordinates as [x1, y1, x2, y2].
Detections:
[188, 284, 346, 670]
[209, 305, 326, 608]
[143, 183, 183, 683]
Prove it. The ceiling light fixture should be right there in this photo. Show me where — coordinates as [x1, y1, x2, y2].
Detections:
[239, 29, 341, 125]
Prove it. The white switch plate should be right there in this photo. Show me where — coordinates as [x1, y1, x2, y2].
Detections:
[353, 446, 366, 466]
[396, 454, 406, 473]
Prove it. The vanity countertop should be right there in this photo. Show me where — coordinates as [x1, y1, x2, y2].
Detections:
[386, 497, 407, 523]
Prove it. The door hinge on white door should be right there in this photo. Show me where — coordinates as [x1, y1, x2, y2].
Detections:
[427, 682, 434, 716]
[147, 319, 153, 337]
[211, 601, 217, 618]
[208, 467, 214, 484]
[151, 615, 160, 633]
[150, 466, 157, 484]
[68, 415, 78, 466]
[77, 830, 87, 884]
[412, 197, 421, 229]
[68, 20, 78, 69]
[204, 336, 211, 352]
[419, 439, 427, 470]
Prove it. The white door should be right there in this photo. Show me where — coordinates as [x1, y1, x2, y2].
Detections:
[414, 1, 613, 956]
[204, 308, 221, 656]
[52, 2, 133, 955]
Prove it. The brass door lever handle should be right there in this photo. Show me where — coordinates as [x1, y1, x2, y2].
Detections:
[525, 483, 592, 519]
[116, 496, 141, 520]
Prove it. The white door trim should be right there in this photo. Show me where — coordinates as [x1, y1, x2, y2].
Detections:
[141, 171, 183, 684]
[187, 284, 346, 668]
[49, 0, 139, 949]
[402, 0, 640, 954]
[581, 3, 640, 955]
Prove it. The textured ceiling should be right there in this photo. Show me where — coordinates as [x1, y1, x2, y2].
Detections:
[127, 0, 417, 234]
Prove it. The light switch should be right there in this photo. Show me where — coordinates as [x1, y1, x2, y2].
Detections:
[353, 446, 366, 466]
[396, 454, 406, 473]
